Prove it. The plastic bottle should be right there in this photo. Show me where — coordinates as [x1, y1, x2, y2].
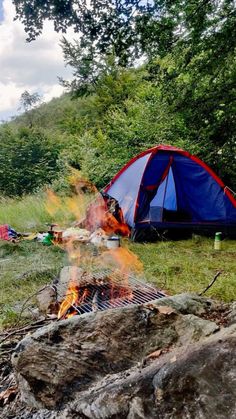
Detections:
[42, 231, 54, 246]
[214, 232, 222, 250]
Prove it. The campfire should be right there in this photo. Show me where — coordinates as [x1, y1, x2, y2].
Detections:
[57, 269, 166, 319]
[44, 177, 166, 321]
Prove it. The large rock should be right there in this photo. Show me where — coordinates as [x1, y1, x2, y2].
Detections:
[12, 325, 236, 419]
[12, 296, 219, 410]
[153, 292, 215, 315]
[36, 286, 58, 314]
[153, 325, 236, 418]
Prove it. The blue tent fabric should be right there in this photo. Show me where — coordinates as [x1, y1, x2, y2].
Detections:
[153, 167, 177, 211]
[106, 153, 151, 226]
[105, 145, 236, 231]
[172, 155, 226, 221]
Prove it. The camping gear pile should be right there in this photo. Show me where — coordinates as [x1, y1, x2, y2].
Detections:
[0, 224, 121, 249]
[0, 192, 128, 246]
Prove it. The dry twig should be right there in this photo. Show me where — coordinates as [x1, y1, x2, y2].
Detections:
[15, 285, 51, 326]
[0, 319, 50, 345]
[198, 271, 222, 296]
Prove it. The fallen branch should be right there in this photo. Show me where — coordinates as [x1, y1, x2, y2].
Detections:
[198, 271, 222, 296]
[15, 285, 52, 326]
[0, 319, 50, 345]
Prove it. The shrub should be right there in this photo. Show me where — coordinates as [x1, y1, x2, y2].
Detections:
[0, 127, 61, 196]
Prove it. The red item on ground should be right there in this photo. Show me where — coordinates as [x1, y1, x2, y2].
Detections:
[0, 224, 10, 241]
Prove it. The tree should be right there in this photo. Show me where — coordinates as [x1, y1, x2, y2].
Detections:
[19, 90, 41, 112]
[0, 127, 61, 196]
[146, 22, 236, 186]
[19, 90, 42, 127]
[58, 37, 107, 96]
[13, 0, 173, 63]
[15, 0, 231, 65]
[14, 1, 236, 95]
[12, 0, 236, 189]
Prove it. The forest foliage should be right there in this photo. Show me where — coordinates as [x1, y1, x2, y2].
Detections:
[0, 0, 235, 196]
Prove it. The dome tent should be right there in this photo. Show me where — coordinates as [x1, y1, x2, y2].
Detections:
[104, 145, 236, 238]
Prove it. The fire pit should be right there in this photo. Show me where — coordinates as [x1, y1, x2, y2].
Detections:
[56, 269, 166, 319]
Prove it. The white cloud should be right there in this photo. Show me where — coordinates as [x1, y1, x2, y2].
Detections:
[0, 0, 75, 121]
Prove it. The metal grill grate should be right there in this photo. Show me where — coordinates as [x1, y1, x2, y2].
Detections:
[55, 269, 166, 316]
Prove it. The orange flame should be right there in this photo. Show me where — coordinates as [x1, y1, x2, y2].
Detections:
[44, 175, 138, 319]
[99, 247, 143, 274]
[84, 196, 130, 236]
[58, 282, 79, 319]
[57, 246, 143, 319]
[65, 237, 81, 265]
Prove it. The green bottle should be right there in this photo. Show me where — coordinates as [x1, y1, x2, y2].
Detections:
[214, 232, 222, 250]
[42, 232, 54, 246]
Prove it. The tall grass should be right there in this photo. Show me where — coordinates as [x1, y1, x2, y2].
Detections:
[0, 192, 92, 232]
[0, 195, 51, 231]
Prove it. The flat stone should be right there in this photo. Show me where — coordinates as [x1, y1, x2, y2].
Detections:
[152, 293, 215, 315]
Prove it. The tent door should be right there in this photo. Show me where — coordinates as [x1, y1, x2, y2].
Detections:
[148, 167, 177, 222]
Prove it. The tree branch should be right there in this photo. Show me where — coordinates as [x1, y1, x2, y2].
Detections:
[199, 271, 222, 296]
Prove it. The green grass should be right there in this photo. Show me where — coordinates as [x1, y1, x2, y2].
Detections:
[0, 236, 235, 329]
[0, 192, 91, 232]
[0, 241, 66, 328]
[0, 194, 53, 232]
[0, 193, 235, 329]
[128, 236, 236, 302]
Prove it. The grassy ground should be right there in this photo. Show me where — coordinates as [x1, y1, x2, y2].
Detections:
[128, 236, 236, 301]
[0, 236, 235, 329]
[0, 194, 235, 329]
[0, 192, 91, 231]
[0, 241, 65, 328]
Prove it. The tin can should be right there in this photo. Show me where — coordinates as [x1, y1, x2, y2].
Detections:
[214, 232, 222, 250]
[106, 236, 120, 249]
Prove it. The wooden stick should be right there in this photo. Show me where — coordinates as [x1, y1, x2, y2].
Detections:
[198, 271, 222, 296]
[15, 285, 50, 326]
[0, 319, 49, 345]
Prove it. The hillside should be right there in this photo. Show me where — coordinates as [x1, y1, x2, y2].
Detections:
[0, 0, 235, 198]
[1, 58, 235, 196]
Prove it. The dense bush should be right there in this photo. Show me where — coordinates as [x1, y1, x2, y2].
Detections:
[0, 127, 61, 196]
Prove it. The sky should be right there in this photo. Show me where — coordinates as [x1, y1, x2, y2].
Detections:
[0, 0, 75, 121]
